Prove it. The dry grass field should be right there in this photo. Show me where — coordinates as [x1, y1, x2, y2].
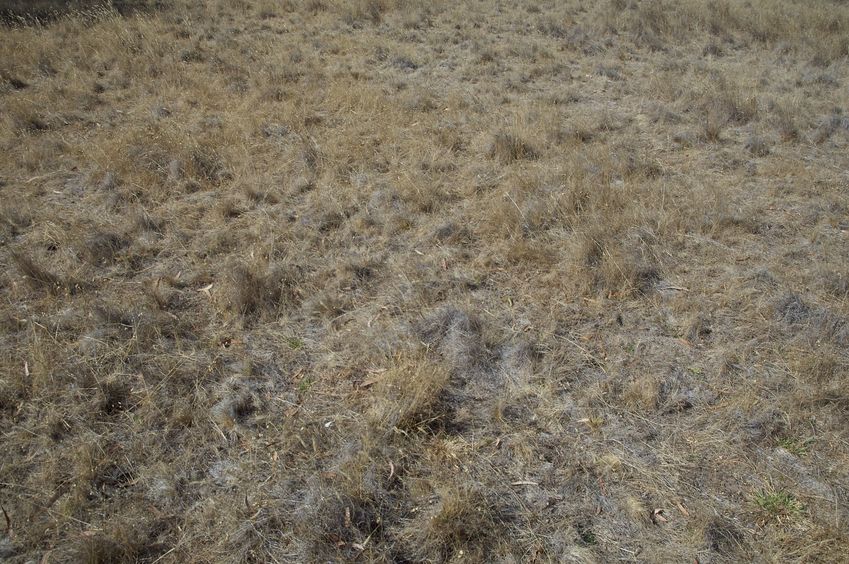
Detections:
[2, 0, 849, 561]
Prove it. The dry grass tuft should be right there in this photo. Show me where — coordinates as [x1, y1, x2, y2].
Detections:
[82, 231, 128, 265]
[402, 485, 511, 561]
[225, 261, 300, 319]
[745, 135, 770, 157]
[488, 131, 539, 164]
[11, 250, 69, 294]
[571, 228, 660, 297]
[368, 355, 451, 433]
[701, 78, 758, 128]
[341, 0, 391, 25]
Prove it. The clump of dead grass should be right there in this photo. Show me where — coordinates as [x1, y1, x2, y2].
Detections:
[340, 0, 390, 25]
[744, 135, 770, 157]
[367, 354, 451, 433]
[570, 226, 661, 297]
[223, 261, 301, 319]
[293, 452, 397, 560]
[11, 250, 71, 294]
[400, 485, 512, 561]
[82, 230, 128, 265]
[488, 131, 539, 164]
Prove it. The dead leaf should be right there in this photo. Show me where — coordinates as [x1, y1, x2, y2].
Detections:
[652, 508, 668, 524]
[676, 502, 690, 517]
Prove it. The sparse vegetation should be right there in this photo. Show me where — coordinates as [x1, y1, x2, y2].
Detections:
[754, 488, 804, 521]
[777, 436, 814, 457]
[2, 0, 849, 561]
